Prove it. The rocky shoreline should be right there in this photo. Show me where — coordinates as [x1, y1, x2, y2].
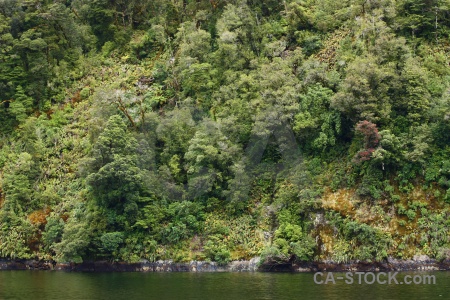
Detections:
[1, 256, 450, 272]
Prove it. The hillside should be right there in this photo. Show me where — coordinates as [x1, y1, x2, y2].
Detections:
[1, 0, 450, 265]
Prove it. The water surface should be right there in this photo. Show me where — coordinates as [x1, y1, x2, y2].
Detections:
[0, 271, 448, 299]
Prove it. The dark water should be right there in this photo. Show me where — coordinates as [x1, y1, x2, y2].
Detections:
[0, 271, 449, 300]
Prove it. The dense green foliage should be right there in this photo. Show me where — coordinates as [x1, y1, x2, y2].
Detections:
[1, 0, 450, 264]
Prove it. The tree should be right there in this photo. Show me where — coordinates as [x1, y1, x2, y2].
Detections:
[53, 216, 91, 263]
[184, 118, 240, 200]
[176, 22, 212, 63]
[353, 120, 381, 164]
[214, 3, 257, 71]
[293, 83, 341, 150]
[9, 85, 33, 123]
[397, 58, 431, 124]
[86, 115, 143, 229]
[89, 115, 138, 169]
[156, 108, 196, 180]
[42, 215, 65, 253]
[331, 55, 394, 124]
[396, 0, 450, 41]
[371, 129, 401, 169]
[2, 152, 36, 214]
[87, 156, 143, 211]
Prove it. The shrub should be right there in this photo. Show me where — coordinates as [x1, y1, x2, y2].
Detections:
[100, 232, 124, 253]
[273, 223, 316, 262]
[203, 236, 231, 265]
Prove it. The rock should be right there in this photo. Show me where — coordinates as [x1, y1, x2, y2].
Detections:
[3, 257, 450, 272]
[413, 255, 431, 262]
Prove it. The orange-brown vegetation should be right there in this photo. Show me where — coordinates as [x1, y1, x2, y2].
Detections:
[28, 207, 52, 227]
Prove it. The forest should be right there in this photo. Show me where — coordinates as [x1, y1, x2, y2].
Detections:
[0, 0, 450, 265]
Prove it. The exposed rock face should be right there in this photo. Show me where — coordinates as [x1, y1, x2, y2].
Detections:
[1, 256, 450, 272]
[286, 257, 450, 272]
[0, 260, 54, 270]
[0, 258, 261, 272]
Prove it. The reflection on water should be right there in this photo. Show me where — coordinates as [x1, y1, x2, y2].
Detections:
[0, 271, 448, 300]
